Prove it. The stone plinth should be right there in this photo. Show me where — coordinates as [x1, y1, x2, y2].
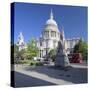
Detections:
[55, 53, 70, 67]
[55, 40, 70, 67]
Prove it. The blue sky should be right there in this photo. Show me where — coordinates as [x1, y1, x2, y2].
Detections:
[13, 2, 88, 43]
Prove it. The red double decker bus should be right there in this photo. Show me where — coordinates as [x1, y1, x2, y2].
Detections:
[68, 53, 83, 63]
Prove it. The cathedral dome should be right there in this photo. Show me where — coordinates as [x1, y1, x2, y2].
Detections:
[45, 9, 58, 27]
[44, 9, 59, 32]
[46, 19, 57, 26]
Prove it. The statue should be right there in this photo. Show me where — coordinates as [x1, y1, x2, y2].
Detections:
[55, 30, 70, 67]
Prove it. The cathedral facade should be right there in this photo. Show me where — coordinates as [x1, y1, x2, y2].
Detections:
[35, 10, 80, 59]
[17, 10, 80, 59]
[36, 10, 64, 58]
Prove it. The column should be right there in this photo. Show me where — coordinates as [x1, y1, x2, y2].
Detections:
[42, 50, 43, 57]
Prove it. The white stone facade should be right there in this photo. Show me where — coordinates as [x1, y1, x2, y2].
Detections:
[65, 38, 80, 54]
[17, 32, 26, 51]
[16, 10, 80, 59]
[36, 10, 80, 58]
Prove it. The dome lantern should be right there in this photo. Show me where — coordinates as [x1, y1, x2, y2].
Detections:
[45, 9, 58, 27]
[50, 9, 53, 19]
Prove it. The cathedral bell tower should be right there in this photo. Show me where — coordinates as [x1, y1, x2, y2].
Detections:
[17, 32, 25, 51]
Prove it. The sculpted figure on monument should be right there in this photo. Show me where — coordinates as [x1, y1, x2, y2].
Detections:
[55, 32, 70, 67]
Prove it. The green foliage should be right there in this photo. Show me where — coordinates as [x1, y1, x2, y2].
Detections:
[14, 44, 19, 60]
[35, 62, 43, 66]
[14, 59, 37, 65]
[29, 60, 41, 66]
[14, 44, 19, 53]
[14, 44, 26, 60]
[14, 60, 28, 64]
[26, 38, 39, 59]
[14, 38, 39, 63]
[73, 39, 88, 61]
[14, 59, 44, 66]
[18, 49, 26, 60]
[30, 62, 34, 66]
[29, 60, 37, 65]
[48, 49, 56, 62]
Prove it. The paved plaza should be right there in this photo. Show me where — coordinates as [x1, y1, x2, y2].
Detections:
[13, 63, 88, 87]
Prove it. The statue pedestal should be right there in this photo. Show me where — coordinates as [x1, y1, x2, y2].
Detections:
[55, 40, 70, 67]
[55, 53, 70, 67]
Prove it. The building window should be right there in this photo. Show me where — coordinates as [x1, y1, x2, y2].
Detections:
[46, 40, 48, 48]
[54, 32, 56, 37]
[51, 31, 56, 37]
[40, 41, 42, 46]
[45, 31, 49, 38]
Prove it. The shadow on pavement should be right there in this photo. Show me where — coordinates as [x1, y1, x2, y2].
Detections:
[14, 71, 56, 87]
[24, 65, 88, 84]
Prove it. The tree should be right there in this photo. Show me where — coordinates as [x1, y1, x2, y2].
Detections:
[26, 38, 39, 60]
[18, 49, 26, 60]
[48, 49, 56, 62]
[73, 39, 88, 61]
[14, 44, 19, 60]
[14, 44, 26, 60]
